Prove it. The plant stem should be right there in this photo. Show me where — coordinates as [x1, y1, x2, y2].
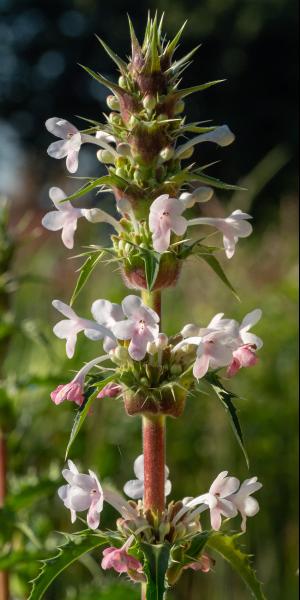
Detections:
[141, 290, 162, 321]
[143, 415, 166, 513]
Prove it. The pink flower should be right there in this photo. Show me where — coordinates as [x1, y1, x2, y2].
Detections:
[229, 477, 262, 532]
[91, 299, 124, 353]
[58, 460, 104, 529]
[149, 195, 187, 253]
[184, 471, 239, 531]
[227, 344, 258, 377]
[51, 356, 109, 406]
[188, 210, 253, 259]
[52, 299, 115, 359]
[42, 187, 82, 249]
[111, 295, 159, 361]
[46, 118, 83, 173]
[101, 546, 143, 575]
[97, 382, 122, 399]
[184, 554, 215, 573]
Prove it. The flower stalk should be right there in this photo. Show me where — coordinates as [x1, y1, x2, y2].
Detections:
[142, 415, 166, 514]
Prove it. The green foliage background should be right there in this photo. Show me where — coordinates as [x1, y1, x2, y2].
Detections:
[0, 0, 298, 599]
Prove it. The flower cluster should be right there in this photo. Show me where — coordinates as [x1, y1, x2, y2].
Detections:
[57, 459, 262, 582]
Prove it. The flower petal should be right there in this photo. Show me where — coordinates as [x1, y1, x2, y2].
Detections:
[42, 211, 65, 231]
[45, 117, 78, 139]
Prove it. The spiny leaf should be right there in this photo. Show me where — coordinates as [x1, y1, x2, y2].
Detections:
[195, 244, 239, 299]
[173, 79, 226, 99]
[28, 532, 107, 600]
[60, 176, 113, 203]
[164, 21, 187, 58]
[141, 542, 170, 600]
[65, 376, 116, 460]
[141, 250, 161, 291]
[128, 15, 142, 55]
[205, 372, 249, 468]
[165, 45, 201, 75]
[70, 251, 105, 306]
[188, 171, 246, 191]
[95, 35, 127, 72]
[79, 64, 123, 96]
[207, 534, 267, 599]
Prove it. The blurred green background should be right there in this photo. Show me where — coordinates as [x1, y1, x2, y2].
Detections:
[0, 0, 298, 599]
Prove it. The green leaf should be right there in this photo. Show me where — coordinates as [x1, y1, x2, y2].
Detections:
[165, 45, 201, 75]
[28, 532, 107, 600]
[79, 64, 123, 96]
[163, 21, 187, 58]
[65, 375, 116, 460]
[189, 171, 246, 191]
[62, 176, 114, 203]
[141, 251, 161, 291]
[141, 542, 170, 600]
[179, 531, 213, 567]
[174, 80, 226, 100]
[95, 35, 127, 72]
[207, 534, 267, 599]
[70, 251, 105, 306]
[195, 245, 239, 299]
[205, 373, 249, 468]
[0, 551, 45, 570]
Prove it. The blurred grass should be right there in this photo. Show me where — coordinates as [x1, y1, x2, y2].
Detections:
[2, 186, 298, 599]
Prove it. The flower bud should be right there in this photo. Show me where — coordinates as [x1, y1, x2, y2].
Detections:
[170, 364, 182, 376]
[159, 147, 174, 162]
[117, 143, 132, 157]
[106, 95, 120, 111]
[179, 146, 194, 159]
[110, 346, 129, 364]
[174, 99, 185, 114]
[118, 75, 127, 88]
[96, 149, 115, 164]
[142, 94, 156, 111]
[192, 186, 214, 203]
[157, 113, 169, 122]
[159, 521, 170, 540]
[129, 115, 139, 129]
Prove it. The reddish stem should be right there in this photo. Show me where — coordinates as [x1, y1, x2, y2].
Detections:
[143, 415, 166, 513]
[0, 429, 8, 600]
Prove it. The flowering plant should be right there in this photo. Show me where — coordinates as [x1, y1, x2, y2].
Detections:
[29, 15, 265, 600]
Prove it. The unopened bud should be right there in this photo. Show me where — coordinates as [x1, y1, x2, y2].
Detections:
[109, 112, 122, 126]
[96, 149, 115, 164]
[106, 95, 120, 110]
[142, 94, 156, 111]
[124, 242, 132, 254]
[117, 143, 132, 157]
[140, 377, 149, 386]
[110, 346, 129, 364]
[129, 115, 139, 129]
[159, 147, 174, 162]
[159, 521, 171, 540]
[170, 364, 182, 376]
[178, 146, 194, 159]
[118, 75, 127, 88]
[157, 113, 169, 122]
[174, 100, 185, 114]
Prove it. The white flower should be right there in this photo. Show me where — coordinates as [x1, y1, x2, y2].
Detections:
[81, 208, 122, 232]
[52, 299, 116, 358]
[175, 309, 262, 379]
[91, 299, 125, 352]
[149, 194, 187, 253]
[42, 187, 82, 249]
[229, 477, 263, 532]
[123, 455, 171, 500]
[46, 118, 83, 173]
[175, 125, 235, 158]
[58, 460, 104, 529]
[46, 118, 118, 173]
[188, 210, 253, 258]
[111, 295, 159, 361]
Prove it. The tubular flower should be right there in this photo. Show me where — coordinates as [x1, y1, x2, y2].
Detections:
[91, 299, 125, 352]
[229, 477, 263, 532]
[42, 187, 82, 249]
[188, 210, 253, 259]
[183, 554, 215, 573]
[97, 382, 122, 399]
[111, 295, 159, 360]
[101, 542, 143, 576]
[149, 195, 187, 253]
[175, 124, 235, 158]
[58, 460, 104, 529]
[179, 186, 214, 209]
[175, 309, 262, 379]
[46, 118, 117, 173]
[123, 455, 172, 500]
[46, 118, 83, 173]
[52, 299, 115, 358]
[51, 356, 109, 406]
